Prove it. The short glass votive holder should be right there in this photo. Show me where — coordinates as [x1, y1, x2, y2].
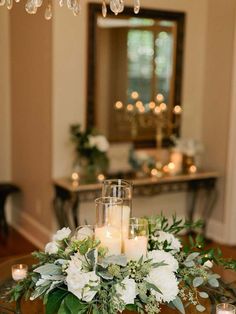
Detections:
[12, 264, 28, 282]
[75, 225, 95, 241]
[95, 197, 123, 256]
[216, 303, 236, 314]
[124, 218, 149, 261]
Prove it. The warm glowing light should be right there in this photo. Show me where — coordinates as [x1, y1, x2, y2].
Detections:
[154, 106, 161, 115]
[115, 101, 123, 109]
[127, 104, 134, 112]
[149, 101, 156, 110]
[163, 165, 169, 173]
[168, 162, 175, 170]
[156, 93, 164, 102]
[131, 91, 139, 100]
[138, 106, 145, 113]
[160, 102, 167, 111]
[135, 101, 143, 108]
[189, 165, 197, 174]
[151, 168, 158, 176]
[71, 172, 79, 181]
[97, 173, 105, 183]
[173, 105, 182, 114]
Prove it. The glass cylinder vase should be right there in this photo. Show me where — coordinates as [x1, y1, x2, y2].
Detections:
[102, 179, 132, 238]
[95, 197, 123, 255]
[124, 217, 149, 261]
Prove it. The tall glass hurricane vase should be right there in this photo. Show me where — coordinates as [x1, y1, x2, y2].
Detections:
[102, 179, 132, 239]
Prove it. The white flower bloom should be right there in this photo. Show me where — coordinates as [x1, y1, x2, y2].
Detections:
[116, 277, 137, 305]
[157, 231, 182, 253]
[88, 135, 109, 152]
[45, 241, 59, 255]
[146, 268, 179, 303]
[204, 260, 213, 268]
[66, 269, 100, 302]
[76, 226, 94, 241]
[147, 250, 179, 272]
[53, 227, 71, 241]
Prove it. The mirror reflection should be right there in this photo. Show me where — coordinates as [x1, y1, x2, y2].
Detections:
[88, 5, 185, 147]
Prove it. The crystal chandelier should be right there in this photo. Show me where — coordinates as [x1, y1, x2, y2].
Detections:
[0, 0, 141, 20]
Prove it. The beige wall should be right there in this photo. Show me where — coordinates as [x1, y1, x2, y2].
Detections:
[10, 2, 53, 243]
[0, 0, 235, 246]
[0, 10, 11, 181]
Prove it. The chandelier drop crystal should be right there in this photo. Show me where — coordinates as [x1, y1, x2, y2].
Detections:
[1, 0, 140, 20]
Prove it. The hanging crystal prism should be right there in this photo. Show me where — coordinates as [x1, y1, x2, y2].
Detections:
[44, 2, 52, 20]
[6, 0, 13, 10]
[35, 0, 42, 7]
[110, 0, 120, 15]
[25, 0, 37, 13]
[59, 0, 65, 7]
[72, 0, 81, 16]
[134, 0, 140, 14]
[102, 0, 107, 18]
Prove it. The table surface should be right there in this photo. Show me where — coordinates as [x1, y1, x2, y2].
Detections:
[1, 253, 234, 314]
[53, 171, 220, 193]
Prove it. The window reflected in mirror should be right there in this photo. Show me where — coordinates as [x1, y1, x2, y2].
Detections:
[87, 5, 185, 147]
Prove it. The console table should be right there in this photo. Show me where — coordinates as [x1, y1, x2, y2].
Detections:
[53, 171, 219, 235]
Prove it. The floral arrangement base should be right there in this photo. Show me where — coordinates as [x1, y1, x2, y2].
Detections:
[9, 215, 236, 314]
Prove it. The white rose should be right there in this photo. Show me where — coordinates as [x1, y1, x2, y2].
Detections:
[53, 227, 71, 241]
[147, 250, 179, 272]
[204, 260, 213, 268]
[157, 231, 182, 253]
[45, 241, 59, 255]
[76, 226, 94, 241]
[66, 269, 100, 302]
[116, 277, 137, 305]
[146, 268, 179, 303]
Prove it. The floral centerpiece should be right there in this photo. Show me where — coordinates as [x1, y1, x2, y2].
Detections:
[70, 124, 109, 180]
[10, 216, 236, 314]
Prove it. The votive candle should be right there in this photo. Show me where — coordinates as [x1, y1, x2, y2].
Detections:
[95, 226, 122, 255]
[12, 264, 28, 281]
[124, 236, 148, 261]
[216, 303, 236, 314]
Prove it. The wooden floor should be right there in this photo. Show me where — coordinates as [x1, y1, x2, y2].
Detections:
[0, 227, 37, 262]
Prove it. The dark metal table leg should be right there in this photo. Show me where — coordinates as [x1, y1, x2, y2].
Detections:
[71, 193, 79, 228]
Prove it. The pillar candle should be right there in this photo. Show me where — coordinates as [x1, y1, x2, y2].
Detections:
[95, 226, 122, 255]
[124, 236, 148, 261]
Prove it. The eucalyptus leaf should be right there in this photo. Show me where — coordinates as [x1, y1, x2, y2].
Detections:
[196, 304, 206, 312]
[86, 249, 98, 268]
[171, 296, 185, 314]
[101, 255, 127, 267]
[193, 277, 204, 287]
[186, 252, 200, 262]
[34, 264, 62, 276]
[97, 271, 113, 280]
[208, 278, 219, 287]
[199, 291, 209, 299]
[145, 282, 162, 294]
[184, 260, 195, 267]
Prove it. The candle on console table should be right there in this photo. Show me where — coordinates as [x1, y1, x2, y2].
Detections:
[12, 264, 28, 281]
[95, 226, 122, 255]
[124, 236, 148, 261]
